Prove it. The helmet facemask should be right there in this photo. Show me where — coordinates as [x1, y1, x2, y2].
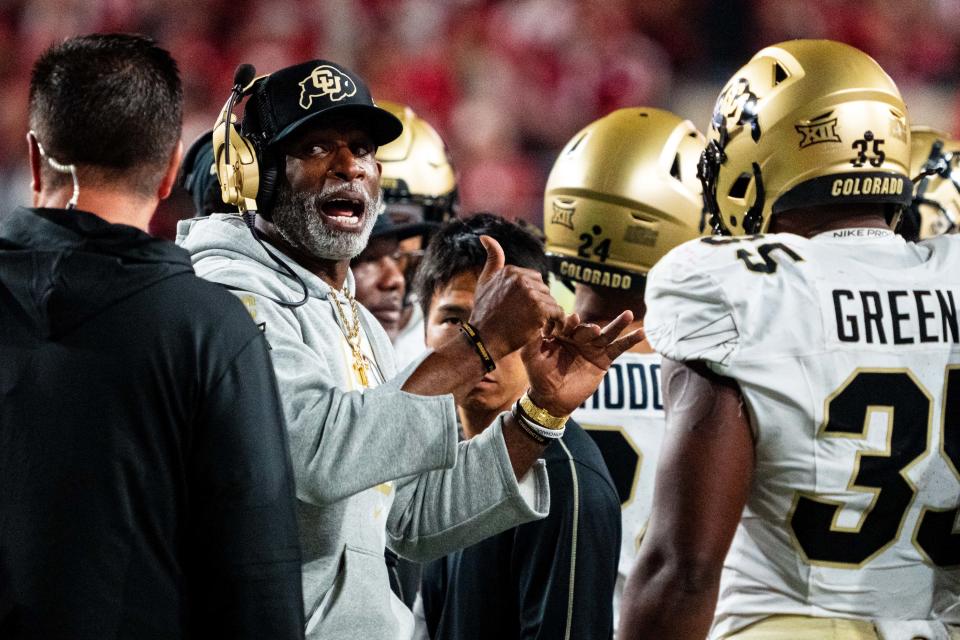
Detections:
[907, 127, 960, 240]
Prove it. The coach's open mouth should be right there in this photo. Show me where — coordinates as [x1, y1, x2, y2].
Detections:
[320, 195, 365, 232]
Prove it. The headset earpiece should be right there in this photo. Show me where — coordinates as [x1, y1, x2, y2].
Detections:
[212, 64, 262, 219]
[213, 99, 260, 214]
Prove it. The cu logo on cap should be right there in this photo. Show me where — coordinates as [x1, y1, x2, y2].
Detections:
[299, 65, 357, 109]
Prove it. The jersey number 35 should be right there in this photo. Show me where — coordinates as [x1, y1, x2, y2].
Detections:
[788, 367, 960, 568]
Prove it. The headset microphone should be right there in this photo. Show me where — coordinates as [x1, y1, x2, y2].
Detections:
[233, 63, 256, 92]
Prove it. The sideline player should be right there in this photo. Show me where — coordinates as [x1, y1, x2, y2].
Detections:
[620, 39, 960, 639]
[352, 214, 434, 342]
[376, 101, 458, 367]
[900, 126, 960, 241]
[542, 106, 705, 626]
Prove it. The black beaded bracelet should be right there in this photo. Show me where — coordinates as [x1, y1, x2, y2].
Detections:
[459, 321, 496, 373]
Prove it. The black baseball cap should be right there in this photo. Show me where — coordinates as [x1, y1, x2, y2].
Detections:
[243, 60, 403, 149]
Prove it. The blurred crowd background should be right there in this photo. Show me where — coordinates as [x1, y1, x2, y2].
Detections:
[2, 0, 959, 229]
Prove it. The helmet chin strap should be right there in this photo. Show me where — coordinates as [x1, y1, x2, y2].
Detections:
[29, 130, 80, 209]
[742, 162, 766, 235]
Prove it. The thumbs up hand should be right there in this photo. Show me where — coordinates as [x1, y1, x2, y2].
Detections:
[476, 235, 506, 287]
[469, 235, 565, 360]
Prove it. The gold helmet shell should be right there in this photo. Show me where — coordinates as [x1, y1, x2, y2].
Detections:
[375, 101, 458, 223]
[701, 39, 913, 235]
[907, 126, 960, 239]
[544, 107, 706, 292]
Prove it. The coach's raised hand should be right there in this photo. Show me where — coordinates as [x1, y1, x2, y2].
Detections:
[401, 235, 565, 400]
[468, 235, 565, 359]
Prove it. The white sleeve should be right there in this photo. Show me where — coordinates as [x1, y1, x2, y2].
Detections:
[643, 244, 740, 369]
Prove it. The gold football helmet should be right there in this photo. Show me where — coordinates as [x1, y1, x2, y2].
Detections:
[544, 107, 706, 292]
[375, 101, 458, 224]
[700, 39, 913, 235]
[907, 126, 960, 239]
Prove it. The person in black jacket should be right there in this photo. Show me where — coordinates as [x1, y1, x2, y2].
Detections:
[0, 34, 304, 640]
[413, 214, 622, 640]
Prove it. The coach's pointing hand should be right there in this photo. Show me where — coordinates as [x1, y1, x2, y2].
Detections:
[522, 311, 644, 417]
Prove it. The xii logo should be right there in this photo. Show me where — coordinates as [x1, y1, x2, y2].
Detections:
[795, 114, 841, 149]
[550, 200, 576, 230]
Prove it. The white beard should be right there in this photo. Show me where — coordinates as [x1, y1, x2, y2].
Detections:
[271, 181, 383, 261]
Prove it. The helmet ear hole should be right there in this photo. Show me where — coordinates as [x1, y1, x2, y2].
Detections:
[773, 61, 789, 85]
[670, 154, 682, 181]
[728, 172, 753, 200]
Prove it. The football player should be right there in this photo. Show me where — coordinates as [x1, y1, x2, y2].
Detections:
[543, 107, 706, 628]
[620, 40, 960, 639]
[900, 126, 960, 241]
[375, 102, 458, 367]
[377, 102, 458, 227]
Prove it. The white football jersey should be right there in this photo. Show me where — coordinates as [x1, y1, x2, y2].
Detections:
[644, 228, 960, 638]
[573, 350, 665, 627]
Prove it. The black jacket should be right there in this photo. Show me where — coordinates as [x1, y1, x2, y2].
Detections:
[421, 420, 621, 640]
[0, 207, 304, 640]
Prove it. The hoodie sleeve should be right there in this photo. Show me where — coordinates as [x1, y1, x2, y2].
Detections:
[188, 331, 305, 640]
[386, 414, 550, 562]
[232, 290, 460, 507]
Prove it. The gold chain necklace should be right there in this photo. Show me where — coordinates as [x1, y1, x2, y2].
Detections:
[329, 286, 369, 388]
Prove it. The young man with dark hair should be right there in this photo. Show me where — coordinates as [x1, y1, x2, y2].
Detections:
[0, 34, 304, 640]
[621, 40, 960, 639]
[415, 214, 622, 640]
[28, 34, 183, 200]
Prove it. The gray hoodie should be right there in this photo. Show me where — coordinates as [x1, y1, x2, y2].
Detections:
[176, 214, 549, 639]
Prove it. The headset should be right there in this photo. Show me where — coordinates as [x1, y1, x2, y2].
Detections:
[213, 64, 265, 223]
[212, 64, 308, 308]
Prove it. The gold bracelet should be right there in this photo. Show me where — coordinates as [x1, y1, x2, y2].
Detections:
[518, 392, 569, 430]
[512, 405, 548, 444]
